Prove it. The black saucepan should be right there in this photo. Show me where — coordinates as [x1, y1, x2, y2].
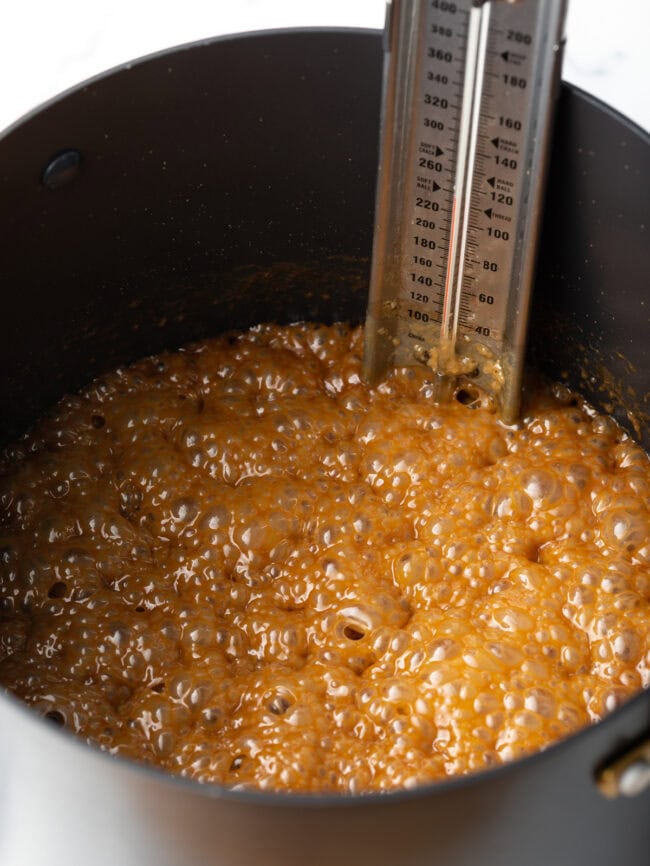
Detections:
[0, 29, 648, 866]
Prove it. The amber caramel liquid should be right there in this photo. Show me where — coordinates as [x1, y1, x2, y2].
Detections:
[0, 323, 648, 792]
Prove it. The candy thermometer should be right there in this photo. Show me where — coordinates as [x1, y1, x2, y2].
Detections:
[364, 0, 568, 422]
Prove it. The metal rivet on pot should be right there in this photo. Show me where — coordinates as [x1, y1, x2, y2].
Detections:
[618, 759, 650, 798]
[596, 736, 650, 799]
[42, 149, 82, 189]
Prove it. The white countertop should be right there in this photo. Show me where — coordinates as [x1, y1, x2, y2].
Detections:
[0, 0, 648, 135]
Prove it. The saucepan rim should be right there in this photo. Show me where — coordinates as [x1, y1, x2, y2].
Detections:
[0, 25, 648, 809]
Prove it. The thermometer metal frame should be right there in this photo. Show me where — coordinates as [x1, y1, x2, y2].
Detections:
[364, 0, 567, 422]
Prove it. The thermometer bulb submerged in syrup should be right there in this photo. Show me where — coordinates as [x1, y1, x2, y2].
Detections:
[364, 0, 568, 422]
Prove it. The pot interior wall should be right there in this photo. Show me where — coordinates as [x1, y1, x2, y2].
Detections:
[0, 30, 647, 447]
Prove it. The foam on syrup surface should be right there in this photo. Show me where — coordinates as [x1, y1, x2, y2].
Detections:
[0, 322, 648, 792]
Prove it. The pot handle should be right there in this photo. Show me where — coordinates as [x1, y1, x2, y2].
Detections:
[596, 733, 650, 799]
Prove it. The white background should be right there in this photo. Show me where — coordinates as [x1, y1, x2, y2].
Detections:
[0, 0, 648, 135]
